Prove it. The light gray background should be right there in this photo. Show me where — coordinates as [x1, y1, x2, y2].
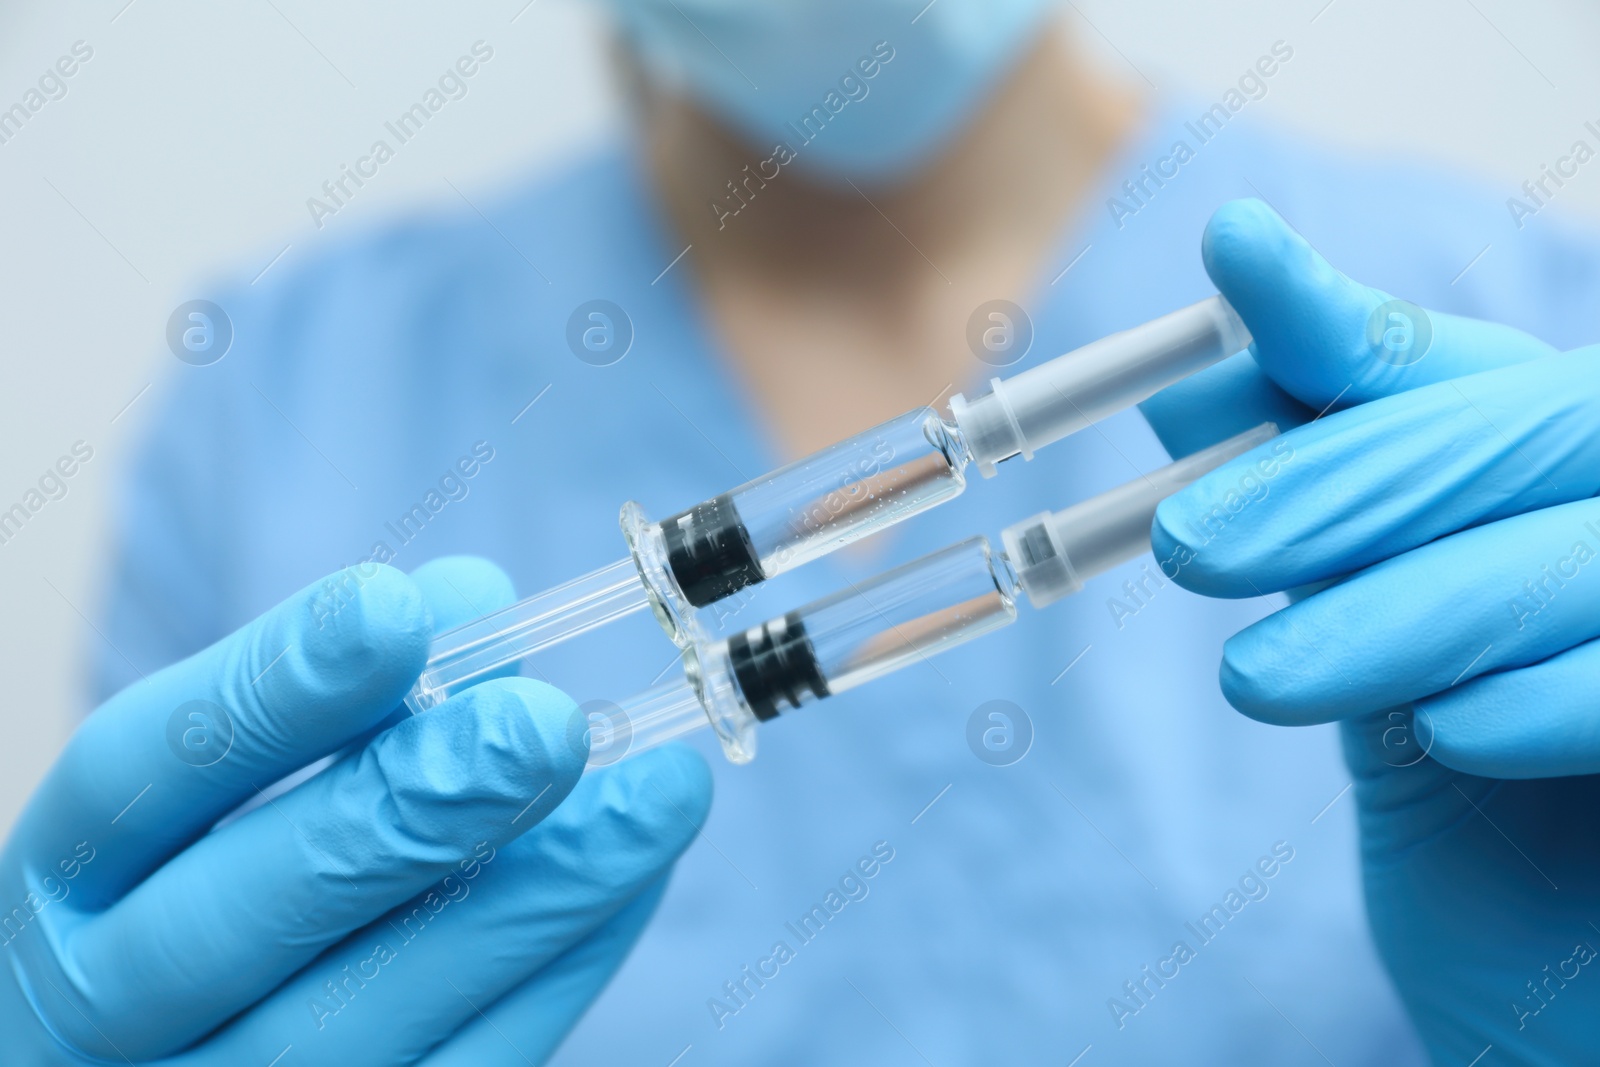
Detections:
[1, 0, 1596, 833]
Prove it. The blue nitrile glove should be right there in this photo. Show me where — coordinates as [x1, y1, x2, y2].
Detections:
[1143, 200, 1600, 1063]
[0, 556, 711, 1065]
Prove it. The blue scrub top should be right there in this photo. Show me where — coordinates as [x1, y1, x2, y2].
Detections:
[97, 102, 1600, 1064]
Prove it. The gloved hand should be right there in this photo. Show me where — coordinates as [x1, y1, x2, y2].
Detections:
[1142, 200, 1600, 1062]
[0, 556, 711, 1065]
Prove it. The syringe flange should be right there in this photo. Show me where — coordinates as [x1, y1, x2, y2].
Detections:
[620, 500, 699, 648]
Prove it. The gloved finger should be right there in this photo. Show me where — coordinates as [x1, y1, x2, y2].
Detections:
[1140, 198, 1555, 476]
[411, 555, 518, 635]
[65, 676, 585, 1060]
[421, 876, 670, 1066]
[12, 564, 431, 910]
[409, 554, 541, 691]
[1420, 636, 1600, 779]
[1139, 348, 1314, 460]
[217, 555, 523, 861]
[1217, 499, 1600, 725]
[339, 555, 523, 745]
[189, 745, 712, 1066]
[1153, 346, 1600, 598]
[1203, 198, 1559, 410]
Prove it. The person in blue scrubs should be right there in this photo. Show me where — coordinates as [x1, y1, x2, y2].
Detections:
[90, 3, 1600, 1063]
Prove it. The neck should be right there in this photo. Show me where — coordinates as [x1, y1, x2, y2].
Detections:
[642, 26, 1144, 292]
[631, 25, 1146, 461]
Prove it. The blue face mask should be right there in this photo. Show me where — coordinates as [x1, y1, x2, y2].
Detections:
[608, 0, 1056, 183]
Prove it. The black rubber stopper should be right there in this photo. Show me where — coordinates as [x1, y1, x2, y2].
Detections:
[727, 612, 829, 721]
[661, 494, 765, 607]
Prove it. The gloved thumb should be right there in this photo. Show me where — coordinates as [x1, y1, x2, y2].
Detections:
[1202, 199, 1557, 409]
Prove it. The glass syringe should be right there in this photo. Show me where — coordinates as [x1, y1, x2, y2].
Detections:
[405, 296, 1250, 715]
[577, 423, 1280, 767]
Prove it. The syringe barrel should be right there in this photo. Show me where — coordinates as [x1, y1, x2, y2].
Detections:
[646, 295, 1247, 612]
[1002, 422, 1279, 609]
[720, 537, 1018, 721]
[656, 407, 968, 607]
[951, 295, 1251, 477]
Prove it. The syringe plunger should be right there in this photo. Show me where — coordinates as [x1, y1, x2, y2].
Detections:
[1001, 422, 1278, 608]
[950, 295, 1250, 477]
